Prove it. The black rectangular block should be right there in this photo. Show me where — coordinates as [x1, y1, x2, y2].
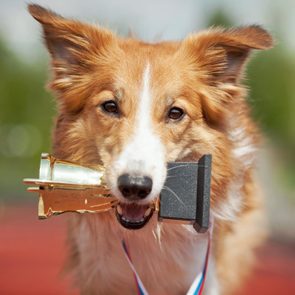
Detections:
[159, 162, 199, 221]
[194, 154, 212, 233]
[159, 155, 212, 233]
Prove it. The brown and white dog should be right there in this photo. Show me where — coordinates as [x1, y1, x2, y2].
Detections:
[29, 4, 273, 295]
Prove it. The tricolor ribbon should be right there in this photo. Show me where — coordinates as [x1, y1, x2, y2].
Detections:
[121, 219, 213, 295]
[186, 228, 212, 295]
[122, 240, 149, 295]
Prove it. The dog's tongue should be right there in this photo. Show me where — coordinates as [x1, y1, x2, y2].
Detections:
[120, 203, 149, 221]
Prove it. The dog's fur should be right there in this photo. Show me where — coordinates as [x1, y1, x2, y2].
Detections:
[29, 4, 273, 295]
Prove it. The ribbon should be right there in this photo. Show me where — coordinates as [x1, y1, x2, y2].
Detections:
[122, 240, 149, 295]
[186, 229, 211, 295]
[121, 220, 213, 295]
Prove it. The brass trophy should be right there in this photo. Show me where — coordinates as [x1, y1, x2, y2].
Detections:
[23, 153, 117, 218]
[24, 153, 212, 232]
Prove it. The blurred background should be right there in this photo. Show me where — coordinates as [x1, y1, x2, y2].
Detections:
[0, 0, 294, 294]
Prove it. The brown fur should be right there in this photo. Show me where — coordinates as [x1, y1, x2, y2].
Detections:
[29, 4, 273, 295]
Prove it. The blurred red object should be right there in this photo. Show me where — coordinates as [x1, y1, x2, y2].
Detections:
[0, 205, 294, 295]
[0, 205, 77, 295]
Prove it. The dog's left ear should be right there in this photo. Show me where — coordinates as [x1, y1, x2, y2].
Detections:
[181, 25, 273, 85]
[179, 26, 273, 126]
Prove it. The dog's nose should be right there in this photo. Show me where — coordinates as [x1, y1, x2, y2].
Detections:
[117, 174, 153, 200]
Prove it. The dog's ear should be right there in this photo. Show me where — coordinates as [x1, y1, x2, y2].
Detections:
[179, 26, 273, 126]
[28, 4, 115, 67]
[181, 25, 273, 85]
[28, 4, 118, 111]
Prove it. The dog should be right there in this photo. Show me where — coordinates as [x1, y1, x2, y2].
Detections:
[29, 4, 273, 295]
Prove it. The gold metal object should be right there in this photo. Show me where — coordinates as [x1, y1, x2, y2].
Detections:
[23, 153, 211, 233]
[23, 153, 117, 218]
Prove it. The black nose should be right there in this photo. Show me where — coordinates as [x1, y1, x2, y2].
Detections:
[117, 174, 153, 200]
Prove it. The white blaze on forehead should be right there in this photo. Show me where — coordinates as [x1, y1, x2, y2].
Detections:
[112, 63, 166, 202]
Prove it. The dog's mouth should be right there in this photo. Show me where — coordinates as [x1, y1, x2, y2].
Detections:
[115, 203, 154, 230]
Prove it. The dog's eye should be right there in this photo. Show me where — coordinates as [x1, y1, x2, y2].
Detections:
[167, 107, 185, 121]
[101, 100, 119, 115]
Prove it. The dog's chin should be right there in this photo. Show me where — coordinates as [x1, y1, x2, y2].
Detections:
[115, 202, 154, 230]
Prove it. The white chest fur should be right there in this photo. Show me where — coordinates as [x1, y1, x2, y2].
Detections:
[69, 213, 216, 295]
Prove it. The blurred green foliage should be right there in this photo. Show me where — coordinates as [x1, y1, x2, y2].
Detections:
[208, 10, 295, 188]
[248, 49, 295, 187]
[0, 10, 294, 201]
[0, 39, 55, 201]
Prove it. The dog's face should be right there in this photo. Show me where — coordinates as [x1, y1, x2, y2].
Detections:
[29, 5, 272, 229]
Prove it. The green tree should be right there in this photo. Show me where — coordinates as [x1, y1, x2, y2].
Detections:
[0, 37, 54, 200]
[207, 10, 295, 188]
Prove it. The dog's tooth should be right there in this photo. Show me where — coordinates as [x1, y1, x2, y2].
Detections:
[144, 207, 152, 217]
[121, 215, 145, 224]
[117, 205, 122, 215]
[122, 216, 130, 222]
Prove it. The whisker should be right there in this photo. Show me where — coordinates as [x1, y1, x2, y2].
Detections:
[156, 223, 163, 250]
[165, 175, 179, 180]
[167, 164, 209, 170]
[167, 164, 190, 171]
[165, 174, 193, 179]
[163, 185, 185, 206]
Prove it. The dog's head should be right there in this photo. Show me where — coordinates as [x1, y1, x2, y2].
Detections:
[29, 4, 272, 229]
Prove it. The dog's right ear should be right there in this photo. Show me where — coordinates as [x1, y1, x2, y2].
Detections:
[28, 4, 116, 67]
[28, 4, 118, 111]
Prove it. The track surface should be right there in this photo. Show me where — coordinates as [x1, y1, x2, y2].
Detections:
[1, 205, 295, 295]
